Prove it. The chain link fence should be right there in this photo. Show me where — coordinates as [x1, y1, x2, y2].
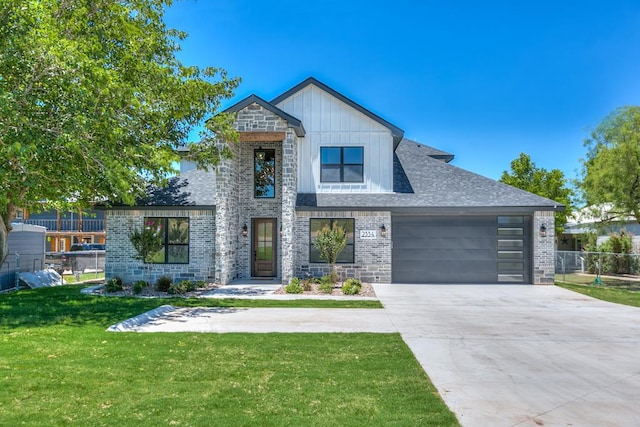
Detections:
[555, 251, 640, 290]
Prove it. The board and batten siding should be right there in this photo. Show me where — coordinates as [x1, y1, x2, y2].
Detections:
[275, 84, 394, 194]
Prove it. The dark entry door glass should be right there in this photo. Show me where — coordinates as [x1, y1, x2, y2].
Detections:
[253, 218, 276, 277]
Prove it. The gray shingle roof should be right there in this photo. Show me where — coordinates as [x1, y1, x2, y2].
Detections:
[296, 139, 563, 212]
[400, 138, 454, 162]
[133, 169, 216, 207]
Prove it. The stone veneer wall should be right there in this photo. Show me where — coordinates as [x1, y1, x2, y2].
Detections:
[235, 141, 283, 279]
[215, 102, 297, 284]
[280, 129, 298, 284]
[214, 139, 240, 285]
[105, 209, 215, 284]
[294, 211, 392, 283]
[533, 210, 555, 284]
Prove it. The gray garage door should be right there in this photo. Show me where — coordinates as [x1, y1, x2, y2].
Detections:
[392, 215, 531, 284]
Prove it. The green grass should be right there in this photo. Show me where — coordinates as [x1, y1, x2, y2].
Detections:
[554, 273, 640, 290]
[556, 282, 640, 307]
[62, 271, 106, 284]
[0, 286, 457, 426]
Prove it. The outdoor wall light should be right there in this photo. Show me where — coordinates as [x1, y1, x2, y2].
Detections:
[539, 223, 547, 238]
[380, 224, 387, 238]
[241, 224, 248, 237]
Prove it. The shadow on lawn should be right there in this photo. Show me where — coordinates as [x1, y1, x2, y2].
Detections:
[0, 285, 229, 329]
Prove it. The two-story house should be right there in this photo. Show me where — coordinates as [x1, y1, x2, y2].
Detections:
[104, 77, 561, 285]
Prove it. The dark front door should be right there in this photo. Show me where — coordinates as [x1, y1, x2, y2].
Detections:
[252, 218, 276, 277]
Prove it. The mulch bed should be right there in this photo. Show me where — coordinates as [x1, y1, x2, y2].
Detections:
[273, 282, 376, 297]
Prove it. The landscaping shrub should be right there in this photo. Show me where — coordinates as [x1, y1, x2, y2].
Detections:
[342, 278, 362, 295]
[156, 275, 172, 292]
[285, 277, 303, 294]
[105, 277, 123, 293]
[194, 280, 207, 289]
[319, 276, 334, 294]
[133, 280, 147, 295]
[301, 278, 315, 291]
[168, 280, 196, 295]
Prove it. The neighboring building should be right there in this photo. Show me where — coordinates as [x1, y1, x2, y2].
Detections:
[105, 77, 562, 285]
[558, 204, 640, 251]
[1, 223, 46, 290]
[12, 208, 106, 252]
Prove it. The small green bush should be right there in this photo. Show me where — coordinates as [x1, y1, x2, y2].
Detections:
[156, 275, 172, 292]
[342, 278, 362, 295]
[168, 280, 196, 295]
[105, 277, 123, 293]
[285, 277, 303, 294]
[194, 280, 207, 289]
[133, 280, 147, 295]
[318, 278, 334, 294]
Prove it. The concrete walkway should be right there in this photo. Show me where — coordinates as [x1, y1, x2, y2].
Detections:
[375, 284, 640, 427]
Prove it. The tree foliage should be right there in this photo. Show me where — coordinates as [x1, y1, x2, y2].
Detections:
[129, 226, 164, 264]
[0, 0, 239, 266]
[500, 153, 573, 233]
[580, 106, 640, 221]
[313, 223, 347, 281]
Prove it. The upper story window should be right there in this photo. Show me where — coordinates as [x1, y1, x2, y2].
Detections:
[320, 147, 364, 183]
[254, 149, 275, 198]
[144, 217, 189, 264]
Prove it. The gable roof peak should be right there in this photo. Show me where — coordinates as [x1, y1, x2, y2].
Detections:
[224, 94, 305, 137]
[272, 77, 405, 148]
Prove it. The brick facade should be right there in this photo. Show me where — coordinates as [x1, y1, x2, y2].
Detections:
[294, 211, 392, 283]
[216, 103, 297, 284]
[105, 209, 215, 284]
[533, 210, 555, 284]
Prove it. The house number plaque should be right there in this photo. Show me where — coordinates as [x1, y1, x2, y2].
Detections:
[359, 230, 377, 239]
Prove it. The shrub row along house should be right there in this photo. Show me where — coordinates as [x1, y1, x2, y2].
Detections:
[104, 77, 562, 285]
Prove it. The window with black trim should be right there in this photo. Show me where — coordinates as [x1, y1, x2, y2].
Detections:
[254, 149, 275, 198]
[320, 147, 363, 182]
[309, 218, 355, 263]
[144, 217, 189, 264]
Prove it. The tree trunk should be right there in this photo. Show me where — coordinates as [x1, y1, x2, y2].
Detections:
[0, 214, 13, 269]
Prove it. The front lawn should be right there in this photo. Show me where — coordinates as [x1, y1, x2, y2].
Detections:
[556, 282, 640, 308]
[0, 286, 457, 426]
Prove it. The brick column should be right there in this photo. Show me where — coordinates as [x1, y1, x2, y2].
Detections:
[533, 211, 555, 284]
[280, 130, 298, 284]
[215, 141, 240, 285]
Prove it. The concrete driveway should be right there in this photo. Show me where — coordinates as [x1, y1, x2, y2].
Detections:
[374, 284, 640, 427]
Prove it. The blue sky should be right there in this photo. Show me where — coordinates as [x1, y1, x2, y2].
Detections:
[164, 0, 640, 181]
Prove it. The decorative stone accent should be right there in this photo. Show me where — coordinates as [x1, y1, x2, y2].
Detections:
[215, 102, 297, 284]
[533, 210, 555, 285]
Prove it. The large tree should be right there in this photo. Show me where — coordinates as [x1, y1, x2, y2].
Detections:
[500, 153, 573, 233]
[580, 106, 640, 221]
[0, 0, 240, 267]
